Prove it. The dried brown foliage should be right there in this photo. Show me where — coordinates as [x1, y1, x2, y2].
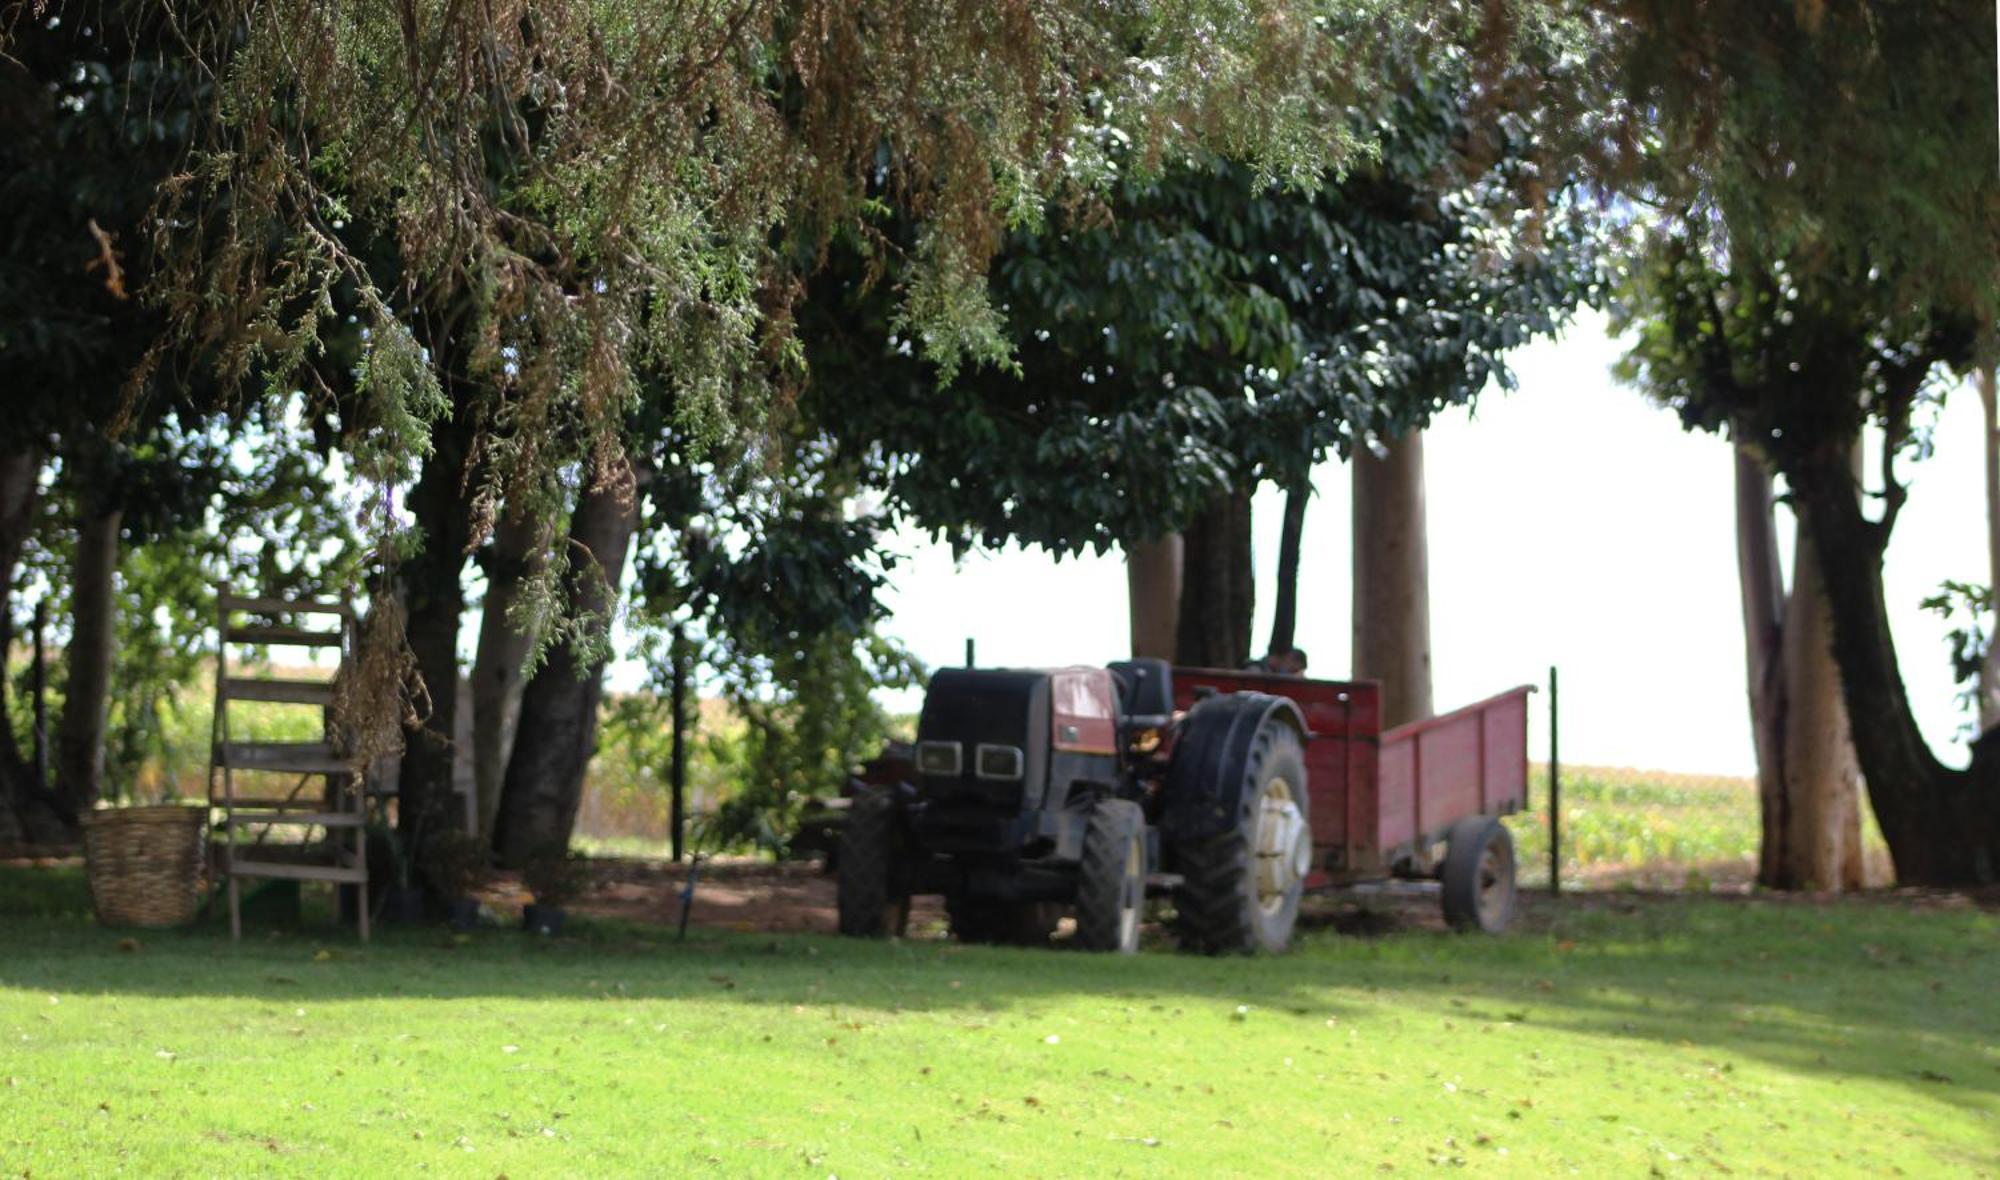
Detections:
[141, 1, 1467, 505]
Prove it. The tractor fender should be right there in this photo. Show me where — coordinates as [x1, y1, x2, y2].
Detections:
[1160, 692, 1307, 845]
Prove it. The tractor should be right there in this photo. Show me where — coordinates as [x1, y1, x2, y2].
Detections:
[835, 658, 1316, 953]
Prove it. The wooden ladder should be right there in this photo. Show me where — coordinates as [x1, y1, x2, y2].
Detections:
[209, 588, 369, 941]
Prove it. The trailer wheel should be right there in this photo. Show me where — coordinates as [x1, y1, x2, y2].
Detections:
[1171, 719, 1310, 954]
[1441, 816, 1516, 933]
[1075, 798, 1146, 953]
[836, 790, 909, 938]
[946, 896, 1062, 946]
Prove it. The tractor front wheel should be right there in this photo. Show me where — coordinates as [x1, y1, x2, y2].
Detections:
[836, 790, 909, 938]
[1171, 719, 1310, 954]
[1074, 798, 1146, 953]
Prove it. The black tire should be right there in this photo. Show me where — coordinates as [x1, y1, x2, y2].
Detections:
[1075, 798, 1147, 953]
[1170, 719, 1310, 954]
[836, 790, 909, 938]
[1440, 816, 1516, 933]
[946, 895, 1062, 946]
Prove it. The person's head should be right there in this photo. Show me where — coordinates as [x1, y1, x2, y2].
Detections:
[1267, 647, 1308, 676]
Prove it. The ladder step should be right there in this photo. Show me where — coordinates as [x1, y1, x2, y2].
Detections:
[214, 741, 350, 775]
[224, 624, 344, 648]
[213, 794, 322, 810]
[220, 677, 336, 705]
[219, 594, 352, 618]
[227, 860, 367, 884]
[1146, 871, 1187, 893]
[219, 810, 364, 828]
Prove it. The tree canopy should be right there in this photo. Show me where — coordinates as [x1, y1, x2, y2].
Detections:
[801, 57, 1603, 557]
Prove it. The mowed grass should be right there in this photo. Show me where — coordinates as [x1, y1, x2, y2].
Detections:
[1, 868, 1995, 1177]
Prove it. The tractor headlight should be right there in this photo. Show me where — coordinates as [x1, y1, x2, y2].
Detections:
[974, 744, 1024, 782]
[916, 740, 963, 777]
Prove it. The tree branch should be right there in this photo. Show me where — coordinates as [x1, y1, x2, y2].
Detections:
[1872, 349, 1926, 540]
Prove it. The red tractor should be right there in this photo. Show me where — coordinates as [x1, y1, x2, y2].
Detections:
[836, 659, 1530, 953]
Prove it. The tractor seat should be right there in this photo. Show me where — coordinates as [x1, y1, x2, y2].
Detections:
[1108, 658, 1174, 730]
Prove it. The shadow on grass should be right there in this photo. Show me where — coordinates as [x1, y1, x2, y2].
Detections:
[2, 864, 1995, 1112]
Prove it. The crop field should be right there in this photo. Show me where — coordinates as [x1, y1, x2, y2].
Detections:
[1503, 765, 1892, 890]
[1, 865, 1994, 1177]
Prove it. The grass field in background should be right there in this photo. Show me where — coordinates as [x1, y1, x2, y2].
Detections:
[1504, 765, 1891, 890]
[1, 865, 1993, 1177]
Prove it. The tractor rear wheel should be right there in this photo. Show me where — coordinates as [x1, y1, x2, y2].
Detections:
[836, 790, 909, 938]
[946, 895, 1062, 946]
[1440, 816, 1516, 933]
[1074, 798, 1146, 953]
[1170, 719, 1310, 954]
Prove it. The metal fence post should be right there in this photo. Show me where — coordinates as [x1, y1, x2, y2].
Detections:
[669, 627, 688, 863]
[1548, 664, 1560, 895]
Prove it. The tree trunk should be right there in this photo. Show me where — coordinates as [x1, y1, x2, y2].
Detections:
[470, 500, 548, 839]
[1788, 442, 2000, 885]
[1352, 432, 1433, 729]
[1981, 359, 2000, 733]
[1733, 443, 1790, 887]
[395, 409, 480, 852]
[1125, 533, 1183, 661]
[1777, 527, 1866, 890]
[55, 500, 121, 816]
[0, 448, 66, 845]
[492, 458, 644, 865]
[1267, 479, 1310, 660]
[1173, 485, 1254, 669]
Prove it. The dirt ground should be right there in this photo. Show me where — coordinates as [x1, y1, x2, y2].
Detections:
[479, 854, 1457, 939]
[476, 855, 2000, 941]
[13, 847, 1992, 939]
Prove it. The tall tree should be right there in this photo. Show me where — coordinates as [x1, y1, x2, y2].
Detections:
[1619, 228, 1988, 884]
[1732, 444, 1788, 884]
[1125, 535, 1183, 661]
[1175, 488, 1256, 668]
[1601, 2, 2000, 883]
[393, 398, 483, 850]
[1351, 433, 1432, 727]
[470, 501, 548, 839]
[1266, 480, 1310, 661]
[54, 469, 121, 815]
[1777, 529, 1866, 890]
[1732, 441, 1867, 890]
[0, 448, 62, 844]
[1981, 359, 2000, 732]
[492, 458, 646, 865]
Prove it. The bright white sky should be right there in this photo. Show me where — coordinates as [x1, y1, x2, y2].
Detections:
[851, 311, 1988, 777]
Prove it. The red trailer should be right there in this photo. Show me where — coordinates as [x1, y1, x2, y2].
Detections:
[1172, 669, 1532, 931]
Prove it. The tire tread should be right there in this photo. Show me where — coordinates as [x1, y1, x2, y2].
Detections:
[1075, 798, 1146, 952]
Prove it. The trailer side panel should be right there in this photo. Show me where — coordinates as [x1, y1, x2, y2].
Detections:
[1377, 686, 1533, 866]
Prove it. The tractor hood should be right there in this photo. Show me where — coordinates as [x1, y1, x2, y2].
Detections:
[914, 668, 1051, 809]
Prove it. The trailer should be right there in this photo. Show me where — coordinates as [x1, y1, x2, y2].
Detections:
[835, 656, 1533, 952]
[1171, 669, 1531, 931]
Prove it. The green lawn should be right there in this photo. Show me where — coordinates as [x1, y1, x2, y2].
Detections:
[4, 869, 1996, 1176]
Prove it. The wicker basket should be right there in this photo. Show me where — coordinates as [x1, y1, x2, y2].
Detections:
[80, 805, 208, 928]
